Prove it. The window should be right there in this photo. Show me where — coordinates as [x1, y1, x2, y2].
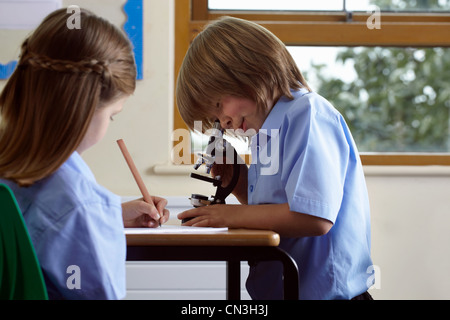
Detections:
[174, 0, 450, 165]
[209, 0, 450, 12]
[289, 46, 450, 153]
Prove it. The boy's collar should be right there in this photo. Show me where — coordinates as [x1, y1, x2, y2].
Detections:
[259, 87, 310, 136]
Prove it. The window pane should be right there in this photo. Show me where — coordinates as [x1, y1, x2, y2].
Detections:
[347, 0, 450, 12]
[209, 0, 450, 12]
[288, 46, 450, 152]
[208, 0, 344, 11]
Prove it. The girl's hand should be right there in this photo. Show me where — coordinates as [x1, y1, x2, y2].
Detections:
[178, 204, 239, 228]
[122, 196, 170, 228]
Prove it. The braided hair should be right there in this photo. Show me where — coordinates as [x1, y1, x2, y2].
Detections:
[21, 50, 109, 75]
[0, 8, 136, 186]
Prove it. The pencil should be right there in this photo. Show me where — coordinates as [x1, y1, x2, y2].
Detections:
[116, 139, 161, 226]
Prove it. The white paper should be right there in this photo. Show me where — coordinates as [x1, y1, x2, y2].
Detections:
[124, 225, 228, 234]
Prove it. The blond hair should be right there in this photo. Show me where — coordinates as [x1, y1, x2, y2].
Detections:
[0, 8, 136, 186]
[176, 16, 310, 131]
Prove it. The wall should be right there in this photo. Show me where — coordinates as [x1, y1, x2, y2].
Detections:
[1, 0, 450, 300]
[365, 167, 450, 299]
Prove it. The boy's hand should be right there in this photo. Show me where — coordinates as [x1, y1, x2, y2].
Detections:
[178, 204, 239, 228]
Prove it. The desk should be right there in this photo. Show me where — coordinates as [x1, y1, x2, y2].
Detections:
[126, 228, 299, 300]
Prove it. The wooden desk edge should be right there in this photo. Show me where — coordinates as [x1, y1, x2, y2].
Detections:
[125, 228, 280, 247]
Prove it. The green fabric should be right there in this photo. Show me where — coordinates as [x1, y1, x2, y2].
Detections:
[0, 183, 48, 300]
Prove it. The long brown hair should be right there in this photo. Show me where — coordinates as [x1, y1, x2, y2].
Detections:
[0, 8, 136, 186]
[176, 16, 310, 131]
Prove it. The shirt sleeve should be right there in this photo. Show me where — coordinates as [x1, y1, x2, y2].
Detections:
[35, 200, 126, 300]
[280, 96, 350, 224]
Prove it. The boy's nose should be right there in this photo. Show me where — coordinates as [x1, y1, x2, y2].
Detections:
[219, 118, 233, 130]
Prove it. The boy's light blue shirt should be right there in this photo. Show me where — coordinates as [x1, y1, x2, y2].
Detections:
[246, 88, 373, 300]
[0, 152, 126, 300]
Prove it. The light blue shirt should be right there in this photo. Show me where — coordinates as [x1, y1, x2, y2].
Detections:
[246, 88, 373, 300]
[0, 152, 126, 299]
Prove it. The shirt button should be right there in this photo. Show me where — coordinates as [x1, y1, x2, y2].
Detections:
[249, 185, 254, 192]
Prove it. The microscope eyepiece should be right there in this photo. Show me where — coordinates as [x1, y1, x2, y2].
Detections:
[213, 120, 221, 130]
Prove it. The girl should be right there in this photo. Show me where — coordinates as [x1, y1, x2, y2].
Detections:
[176, 17, 373, 300]
[0, 8, 169, 299]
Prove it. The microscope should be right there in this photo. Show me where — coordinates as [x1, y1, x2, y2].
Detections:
[182, 120, 241, 223]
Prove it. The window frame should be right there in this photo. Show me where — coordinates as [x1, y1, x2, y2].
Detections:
[174, 0, 450, 166]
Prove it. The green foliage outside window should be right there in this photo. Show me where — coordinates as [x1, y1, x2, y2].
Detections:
[311, 0, 450, 152]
